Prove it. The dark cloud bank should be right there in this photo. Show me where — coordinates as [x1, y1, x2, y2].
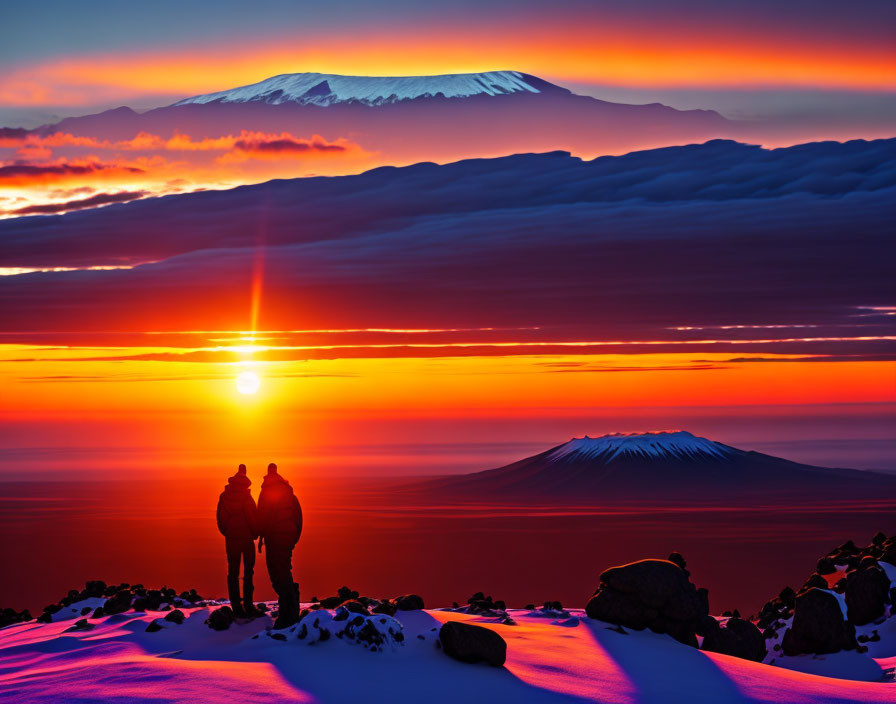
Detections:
[0, 138, 894, 356]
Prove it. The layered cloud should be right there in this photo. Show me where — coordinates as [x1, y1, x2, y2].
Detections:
[1, 129, 359, 156]
[0, 130, 370, 215]
[0, 139, 893, 365]
[11, 190, 148, 215]
[0, 159, 144, 186]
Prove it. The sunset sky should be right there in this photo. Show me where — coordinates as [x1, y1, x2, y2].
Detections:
[1, 1, 894, 481]
[2, 0, 894, 124]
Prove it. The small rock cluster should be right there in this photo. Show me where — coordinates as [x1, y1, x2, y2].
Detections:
[266, 607, 405, 651]
[0, 608, 32, 628]
[32, 580, 204, 624]
[527, 601, 569, 618]
[308, 586, 424, 616]
[584, 552, 766, 661]
[758, 533, 895, 658]
[443, 593, 516, 624]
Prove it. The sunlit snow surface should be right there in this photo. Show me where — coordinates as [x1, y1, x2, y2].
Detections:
[2, 601, 895, 703]
[547, 430, 736, 463]
[174, 71, 546, 106]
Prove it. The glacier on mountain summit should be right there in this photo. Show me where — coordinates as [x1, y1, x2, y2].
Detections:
[173, 71, 562, 107]
[547, 430, 737, 463]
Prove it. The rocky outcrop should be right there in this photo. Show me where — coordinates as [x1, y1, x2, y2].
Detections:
[439, 621, 507, 667]
[103, 590, 133, 615]
[585, 558, 707, 646]
[781, 588, 858, 656]
[845, 565, 891, 625]
[0, 608, 32, 628]
[701, 617, 766, 661]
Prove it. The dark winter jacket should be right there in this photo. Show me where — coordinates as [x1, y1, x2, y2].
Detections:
[257, 473, 303, 546]
[216, 473, 259, 541]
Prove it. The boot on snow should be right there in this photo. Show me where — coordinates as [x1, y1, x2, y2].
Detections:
[243, 584, 262, 618]
[227, 576, 247, 619]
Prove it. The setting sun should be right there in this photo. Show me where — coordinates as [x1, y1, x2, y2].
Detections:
[235, 370, 261, 395]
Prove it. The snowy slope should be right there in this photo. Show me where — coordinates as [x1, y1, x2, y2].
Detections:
[547, 431, 736, 463]
[2, 602, 894, 703]
[173, 71, 563, 106]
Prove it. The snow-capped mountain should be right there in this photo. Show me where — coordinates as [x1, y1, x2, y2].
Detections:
[546, 430, 735, 463]
[35, 70, 731, 167]
[173, 71, 566, 107]
[418, 431, 896, 501]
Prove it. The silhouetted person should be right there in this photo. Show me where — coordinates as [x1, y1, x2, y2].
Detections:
[258, 462, 303, 628]
[216, 464, 260, 618]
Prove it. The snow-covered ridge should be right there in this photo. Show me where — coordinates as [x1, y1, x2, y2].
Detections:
[173, 71, 561, 107]
[547, 430, 736, 463]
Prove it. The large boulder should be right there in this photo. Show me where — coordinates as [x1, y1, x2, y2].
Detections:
[207, 606, 235, 631]
[439, 621, 506, 667]
[586, 559, 706, 646]
[164, 609, 185, 624]
[781, 588, 858, 656]
[701, 617, 766, 662]
[102, 590, 133, 615]
[392, 594, 425, 611]
[845, 566, 891, 625]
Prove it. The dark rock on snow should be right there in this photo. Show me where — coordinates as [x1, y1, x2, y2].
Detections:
[0, 608, 32, 627]
[845, 566, 891, 625]
[338, 599, 369, 615]
[439, 621, 507, 667]
[781, 588, 858, 656]
[64, 618, 95, 632]
[393, 594, 425, 611]
[701, 617, 766, 662]
[586, 559, 707, 647]
[370, 600, 398, 616]
[103, 590, 133, 615]
[207, 606, 235, 631]
[164, 609, 185, 624]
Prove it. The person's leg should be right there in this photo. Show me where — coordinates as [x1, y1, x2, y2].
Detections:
[225, 539, 246, 617]
[266, 543, 297, 628]
[242, 540, 259, 616]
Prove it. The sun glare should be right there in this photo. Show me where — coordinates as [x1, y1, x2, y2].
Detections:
[235, 370, 261, 395]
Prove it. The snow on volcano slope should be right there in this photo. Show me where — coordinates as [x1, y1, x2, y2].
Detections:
[2, 602, 895, 703]
[173, 71, 563, 106]
[547, 430, 736, 463]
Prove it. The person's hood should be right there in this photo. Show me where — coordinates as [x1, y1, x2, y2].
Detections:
[261, 473, 293, 492]
[224, 472, 251, 491]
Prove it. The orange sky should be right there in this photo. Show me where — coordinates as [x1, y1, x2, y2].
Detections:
[2, 27, 894, 110]
[2, 339, 894, 476]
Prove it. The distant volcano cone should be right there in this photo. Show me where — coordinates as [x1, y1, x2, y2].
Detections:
[417, 431, 896, 502]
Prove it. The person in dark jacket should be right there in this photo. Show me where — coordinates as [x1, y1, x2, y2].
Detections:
[216, 464, 260, 618]
[257, 462, 303, 628]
